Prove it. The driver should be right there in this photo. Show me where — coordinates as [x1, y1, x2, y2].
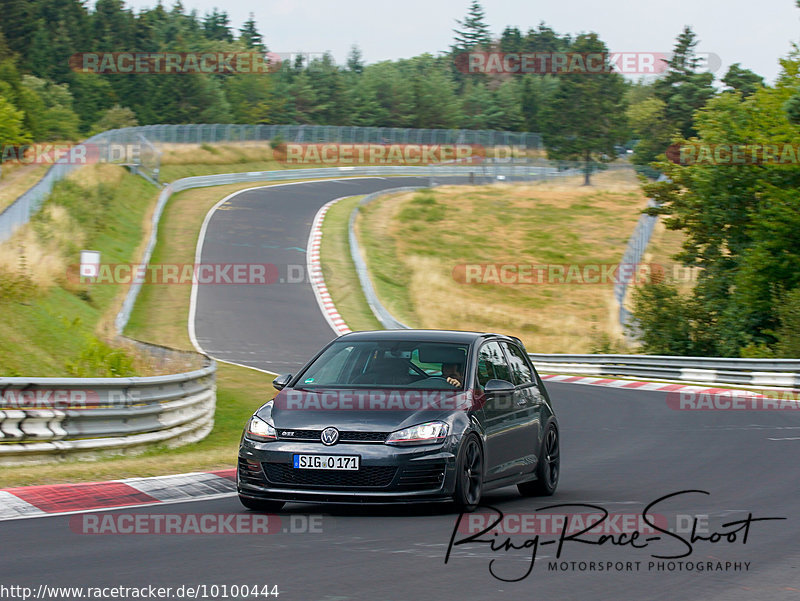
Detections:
[442, 362, 463, 388]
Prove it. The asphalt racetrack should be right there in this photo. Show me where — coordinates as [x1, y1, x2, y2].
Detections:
[2, 177, 798, 600]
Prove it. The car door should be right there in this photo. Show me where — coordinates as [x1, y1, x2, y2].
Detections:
[500, 341, 543, 474]
[475, 340, 524, 481]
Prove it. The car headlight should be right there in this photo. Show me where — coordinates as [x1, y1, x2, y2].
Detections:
[246, 415, 276, 441]
[385, 421, 448, 446]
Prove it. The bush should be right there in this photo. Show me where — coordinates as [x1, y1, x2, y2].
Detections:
[65, 336, 137, 377]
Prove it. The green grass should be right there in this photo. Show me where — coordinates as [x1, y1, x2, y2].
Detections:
[159, 160, 289, 182]
[0, 177, 282, 487]
[319, 195, 382, 331]
[0, 170, 158, 376]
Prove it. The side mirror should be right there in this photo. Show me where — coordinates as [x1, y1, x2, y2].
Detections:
[272, 373, 292, 391]
[484, 378, 515, 394]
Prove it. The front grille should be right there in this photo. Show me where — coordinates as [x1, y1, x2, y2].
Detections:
[397, 462, 447, 490]
[262, 463, 397, 488]
[238, 458, 267, 486]
[277, 429, 388, 443]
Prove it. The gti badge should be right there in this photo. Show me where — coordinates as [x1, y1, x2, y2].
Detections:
[320, 427, 339, 446]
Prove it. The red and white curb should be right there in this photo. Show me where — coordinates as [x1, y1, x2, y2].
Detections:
[0, 469, 236, 521]
[539, 373, 795, 398]
[307, 198, 352, 336]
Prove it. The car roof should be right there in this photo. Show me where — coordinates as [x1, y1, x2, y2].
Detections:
[337, 329, 521, 345]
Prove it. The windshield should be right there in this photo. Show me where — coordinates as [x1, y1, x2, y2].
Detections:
[294, 340, 470, 389]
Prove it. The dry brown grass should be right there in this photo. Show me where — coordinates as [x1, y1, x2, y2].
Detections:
[359, 167, 648, 353]
[0, 163, 51, 212]
[0, 204, 79, 290]
[160, 142, 277, 166]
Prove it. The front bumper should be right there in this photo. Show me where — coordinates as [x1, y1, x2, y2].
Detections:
[238, 437, 459, 505]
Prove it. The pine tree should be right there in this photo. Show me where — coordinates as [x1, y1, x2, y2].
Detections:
[203, 8, 233, 42]
[722, 64, 763, 98]
[347, 45, 364, 75]
[452, 1, 491, 52]
[239, 13, 265, 51]
[653, 26, 715, 138]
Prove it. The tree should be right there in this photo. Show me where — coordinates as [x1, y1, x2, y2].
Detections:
[0, 0, 37, 59]
[239, 13, 264, 51]
[653, 26, 716, 139]
[630, 279, 706, 355]
[773, 288, 800, 357]
[90, 104, 138, 135]
[519, 74, 556, 133]
[307, 53, 348, 125]
[347, 45, 364, 75]
[68, 72, 117, 132]
[348, 78, 386, 126]
[499, 26, 522, 53]
[627, 97, 674, 165]
[0, 93, 30, 152]
[491, 80, 524, 131]
[21, 75, 81, 140]
[409, 56, 462, 128]
[540, 33, 628, 184]
[523, 22, 568, 54]
[452, 1, 491, 52]
[223, 73, 271, 124]
[722, 63, 764, 98]
[203, 8, 233, 42]
[638, 54, 800, 356]
[360, 61, 415, 127]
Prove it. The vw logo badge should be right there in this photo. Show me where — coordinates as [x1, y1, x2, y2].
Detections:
[320, 427, 339, 446]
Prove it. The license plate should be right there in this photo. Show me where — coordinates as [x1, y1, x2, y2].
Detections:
[293, 454, 360, 470]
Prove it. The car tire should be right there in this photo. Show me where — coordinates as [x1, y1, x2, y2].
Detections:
[518, 421, 559, 497]
[453, 434, 484, 512]
[239, 495, 285, 512]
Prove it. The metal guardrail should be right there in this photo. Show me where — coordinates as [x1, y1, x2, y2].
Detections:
[349, 187, 421, 330]
[527, 354, 800, 388]
[106, 124, 543, 149]
[0, 345, 216, 465]
[614, 174, 667, 329]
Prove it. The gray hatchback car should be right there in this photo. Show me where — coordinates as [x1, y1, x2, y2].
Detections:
[238, 330, 559, 512]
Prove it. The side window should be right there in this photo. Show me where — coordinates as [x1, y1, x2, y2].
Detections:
[476, 348, 494, 388]
[476, 341, 512, 388]
[502, 342, 534, 386]
[302, 345, 354, 384]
